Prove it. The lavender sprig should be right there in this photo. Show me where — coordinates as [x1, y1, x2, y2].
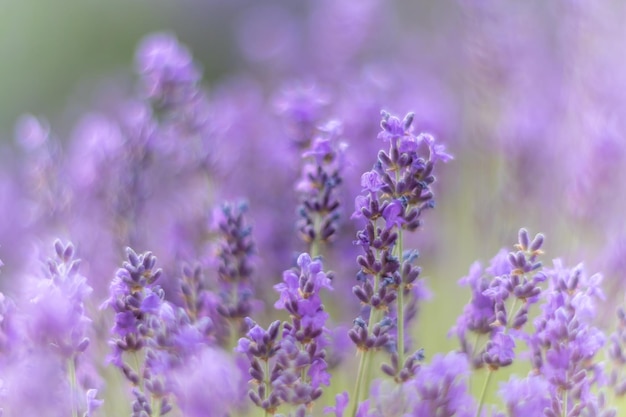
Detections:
[531, 261, 607, 417]
[26, 240, 102, 417]
[103, 247, 169, 415]
[296, 121, 347, 257]
[212, 201, 258, 347]
[350, 110, 450, 414]
[453, 229, 545, 416]
[238, 253, 333, 416]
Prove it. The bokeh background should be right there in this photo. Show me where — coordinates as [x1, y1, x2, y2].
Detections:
[2, 0, 626, 414]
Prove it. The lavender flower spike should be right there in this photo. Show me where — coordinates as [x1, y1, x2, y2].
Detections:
[24, 240, 102, 417]
[296, 121, 347, 256]
[211, 200, 259, 345]
[350, 110, 450, 414]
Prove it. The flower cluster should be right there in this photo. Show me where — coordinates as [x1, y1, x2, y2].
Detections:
[350, 111, 450, 407]
[296, 122, 347, 256]
[238, 253, 333, 416]
[210, 201, 259, 345]
[454, 229, 545, 370]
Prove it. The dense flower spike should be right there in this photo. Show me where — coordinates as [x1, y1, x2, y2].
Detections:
[237, 318, 283, 414]
[238, 254, 333, 415]
[531, 261, 608, 416]
[19, 240, 102, 417]
[211, 200, 259, 344]
[103, 248, 171, 415]
[349, 110, 450, 413]
[296, 122, 347, 255]
[103, 247, 164, 365]
[453, 229, 545, 370]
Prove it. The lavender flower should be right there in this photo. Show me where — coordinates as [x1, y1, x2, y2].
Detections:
[350, 110, 450, 412]
[21, 240, 102, 417]
[239, 253, 333, 415]
[296, 121, 347, 256]
[530, 260, 607, 416]
[237, 318, 283, 414]
[135, 32, 202, 113]
[274, 83, 330, 149]
[498, 375, 550, 417]
[103, 248, 171, 414]
[453, 229, 545, 370]
[102, 247, 163, 366]
[211, 201, 259, 345]
[26, 241, 92, 357]
[170, 348, 242, 417]
[410, 352, 477, 417]
[273, 253, 333, 408]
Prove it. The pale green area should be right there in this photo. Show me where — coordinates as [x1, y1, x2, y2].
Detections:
[0, 0, 238, 139]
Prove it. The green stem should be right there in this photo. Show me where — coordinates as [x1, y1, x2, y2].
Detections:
[349, 349, 369, 417]
[133, 352, 143, 388]
[68, 356, 78, 417]
[362, 270, 384, 395]
[475, 369, 493, 417]
[396, 228, 405, 367]
[264, 359, 272, 417]
[310, 214, 322, 258]
[350, 266, 384, 416]
[505, 298, 519, 331]
[151, 397, 162, 417]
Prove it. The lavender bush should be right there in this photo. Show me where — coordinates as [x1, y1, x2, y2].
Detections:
[3, 2, 626, 417]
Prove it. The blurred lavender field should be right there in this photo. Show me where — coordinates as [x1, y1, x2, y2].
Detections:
[2, 1, 626, 416]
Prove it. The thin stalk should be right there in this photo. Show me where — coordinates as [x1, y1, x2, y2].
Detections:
[349, 349, 369, 417]
[264, 359, 271, 417]
[151, 397, 162, 417]
[310, 214, 322, 258]
[68, 356, 78, 417]
[475, 369, 493, 417]
[362, 272, 384, 395]
[132, 352, 143, 388]
[351, 265, 383, 416]
[396, 228, 405, 367]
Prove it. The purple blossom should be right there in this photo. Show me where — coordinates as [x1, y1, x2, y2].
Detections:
[274, 253, 332, 313]
[210, 200, 259, 344]
[324, 392, 349, 417]
[171, 348, 242, 417]
[84, 389, 104, 417]
[135, 33, 201, 108]
[377, 112, 413, 145]
[274, 83, 330, 147]
[452, 261, 495, 341]
[296, 125, 346, 249]
[498, 375, 550, 417]
[484, 331, 515, 368]
[409, 352, 477, 417]
[454, 229, 545, 369]
[360, 171, 384, 193]
[381, 199, 405, 230]
[531, 260, 607, 415]
[25, 240, 92, 359]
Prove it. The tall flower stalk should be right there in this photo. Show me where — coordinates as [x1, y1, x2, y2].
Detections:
[349, 111, 451, 414]
[296, 121, 347, 258]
